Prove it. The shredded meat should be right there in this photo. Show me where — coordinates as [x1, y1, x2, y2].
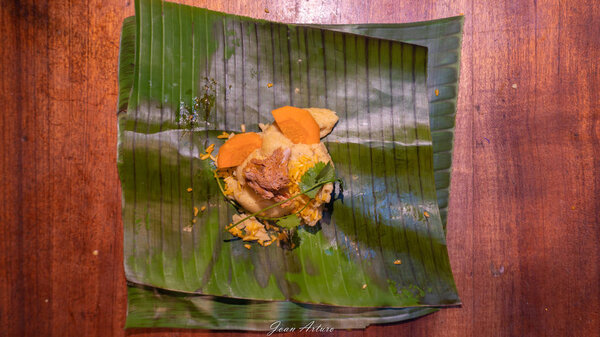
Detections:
[244, 148, 291, 201]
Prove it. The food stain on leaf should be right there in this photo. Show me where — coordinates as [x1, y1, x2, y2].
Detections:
[176, 77, 217, 129]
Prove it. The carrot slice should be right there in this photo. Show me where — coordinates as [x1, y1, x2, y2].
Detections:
[216, 132, 262, 168]
[271, 106, 320, 144]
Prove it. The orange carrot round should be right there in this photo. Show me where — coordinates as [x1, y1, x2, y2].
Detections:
[216, 132, 262, 168]
[271, 106, 320, 144]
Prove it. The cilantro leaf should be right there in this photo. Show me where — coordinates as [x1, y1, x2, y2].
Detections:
[299, 162, 335, 198]
[275, 214, 302, 228]
[315, 162, 335, 182]
[299, 162, 326, 192]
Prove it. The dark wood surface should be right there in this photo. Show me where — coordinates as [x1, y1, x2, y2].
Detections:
[1, 0, 598, 336]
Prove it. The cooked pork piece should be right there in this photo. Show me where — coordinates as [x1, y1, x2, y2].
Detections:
[244, 148, 291, 201]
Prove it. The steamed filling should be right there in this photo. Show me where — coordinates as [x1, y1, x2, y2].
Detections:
[217, 108, 339, 247]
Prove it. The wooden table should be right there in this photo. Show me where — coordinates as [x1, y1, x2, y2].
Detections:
[1, 0, 598, 336]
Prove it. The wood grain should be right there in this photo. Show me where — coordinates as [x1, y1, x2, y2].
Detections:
[1, 0, 598, 336]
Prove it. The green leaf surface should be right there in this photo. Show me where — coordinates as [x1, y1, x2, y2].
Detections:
[126, 283, 437, 330]
[299, 161, 334, 198]
[119, 0, 464, 330]
[310, 18, 465, 227]
[275, 214, 302, 229]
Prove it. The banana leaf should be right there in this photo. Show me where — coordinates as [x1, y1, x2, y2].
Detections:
[118, 0, 463, 329]
[311, 19, 463, 229]
[126, 283, 438, 330]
